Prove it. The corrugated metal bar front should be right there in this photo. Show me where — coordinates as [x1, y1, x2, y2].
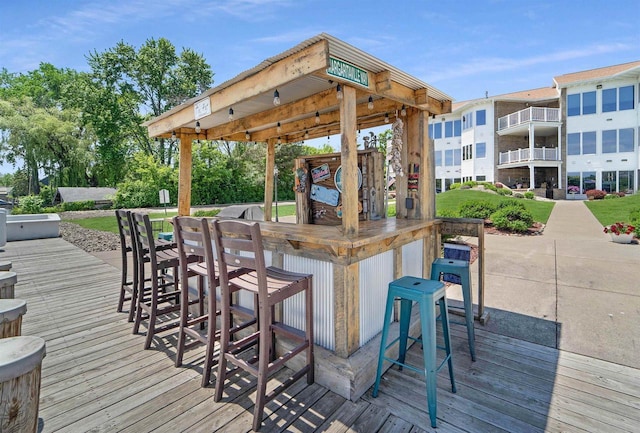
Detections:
[359, 250, 394, 346]
[282, 255, 335, 351]
[402, 239, 424, 277]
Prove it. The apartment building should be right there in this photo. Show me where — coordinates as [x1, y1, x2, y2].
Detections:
[432, 60, 640, 199]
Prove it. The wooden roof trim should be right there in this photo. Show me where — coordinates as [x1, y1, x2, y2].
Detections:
[147, 40, 330, 137]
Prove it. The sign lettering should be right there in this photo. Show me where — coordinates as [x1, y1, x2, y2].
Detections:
[194, 97, 211, 120]
[327, 57, 369, 88]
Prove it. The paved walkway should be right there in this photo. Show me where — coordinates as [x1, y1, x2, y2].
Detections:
[478, 200, 640, 369]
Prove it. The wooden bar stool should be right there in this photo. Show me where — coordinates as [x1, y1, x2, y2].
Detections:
[211, 219, 314, 431]
[372, 276, 455, 429]
[131, 212, 184, 349]
[115, 210, 138, 322]
[172, 216, 255, 387]
[430, 257, 476, 361]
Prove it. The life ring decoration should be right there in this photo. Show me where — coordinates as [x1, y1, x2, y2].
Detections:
[333, 165, 363, 193]
[335, 201, 363, 218]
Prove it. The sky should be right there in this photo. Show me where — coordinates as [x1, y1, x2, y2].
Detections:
[1, 0, 639, 173]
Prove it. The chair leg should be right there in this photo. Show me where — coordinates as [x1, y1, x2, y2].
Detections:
[175, 269, 189, 367]
[305, 283, 314, 384]
[372, 291, 395, 398]
[397, 298, 412, 367]
[253, 308, 272, 432]
[214, 300, 232, 402]
[128, 256, 139, 323]
[202, 280, 216, 387]
[419, 298, 438, 429]
[133, 261, 145, 335]
[439, 297, 456, 393]
[460, 272, 476, 361]
[144, 276, 158, 350]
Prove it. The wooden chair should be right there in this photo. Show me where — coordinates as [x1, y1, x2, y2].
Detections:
[131, 212, 184, 349]
[210, 219, 314, 431]
[172, 216, 255, 387]
[115, 210, 137, 322]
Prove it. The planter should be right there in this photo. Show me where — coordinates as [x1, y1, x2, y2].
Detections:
[610, 233, 634, 244]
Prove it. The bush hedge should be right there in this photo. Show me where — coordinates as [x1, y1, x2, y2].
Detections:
[458, 200, 497, 219]
[490, 205, 534, 233]
[585, 189, 606, 200]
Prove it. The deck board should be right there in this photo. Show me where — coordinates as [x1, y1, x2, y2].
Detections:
[3, 237, 640, 432]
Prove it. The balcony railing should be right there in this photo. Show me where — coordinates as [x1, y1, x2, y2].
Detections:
[499, 147, 559, 164]
[498, 107, 560, 131]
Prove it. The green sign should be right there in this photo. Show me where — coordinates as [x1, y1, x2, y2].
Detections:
[327, 57, 369, 88]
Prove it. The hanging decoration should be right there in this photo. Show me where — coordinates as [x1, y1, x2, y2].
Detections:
[388, 117, 404, 177]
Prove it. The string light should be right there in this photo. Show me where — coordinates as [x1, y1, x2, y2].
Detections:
[245, 131, 250, 140]
[401, 105, 407, 116]
[315, 111, 320, 124]
[276, 122, 282, 133]
[228, 107, 234, 121]
[368, 96, 374, 110]
[195, 121, 201, 134]
[336, 84, 343, 100]
[384, 113, 389, 123]
[273, 89, 280, 106]
[277, 137, 282, 145]
[304, 130, 309, 140]
[171, 131, 176, 139]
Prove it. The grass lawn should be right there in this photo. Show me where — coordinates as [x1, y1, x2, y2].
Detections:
[584, 193, 640, 226]
[436, 189, 555, 224]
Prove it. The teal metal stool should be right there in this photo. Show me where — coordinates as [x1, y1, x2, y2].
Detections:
[372, 276, 456, 428]
[431, 257, 476, 361]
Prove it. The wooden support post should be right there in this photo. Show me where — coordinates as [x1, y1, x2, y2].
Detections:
[416, 110, 434, 220]
[340, 85, 358, 236]
[264, 139, 275, 222]
[334, 262, 359, 358]
[177, 135, 192, 217]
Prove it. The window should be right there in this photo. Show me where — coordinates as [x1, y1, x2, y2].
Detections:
[463, 112, 473, 130]
[582, 91, 596, 114]
[428, 124, 433, 139]
[619, 128, 634, 152]
[476, 175, 486, 181]
[435, 150, 442, 166]
[568, 133, 580, 155]
[583, 171, 596, 192]
[619, 170, 634, 193]
[602, 88, 617, 112]
[602, 171, 616, 193]
[445, 149, 454, 166]
[445, 121, 453, 138]
[602, 129, 617, 153]
[620, 85, 634, 110]
[454, 120, 461, 137]
[453, 149, 461, 165]
[567, 93, 580, 116]
[476, 142, 486, 158]
[567, 172, 580, 193]
[582, 131, 596, 154]
[433, 123, 442, 139]
[462, 144, 473, 161]
[476, 109, 486, 126]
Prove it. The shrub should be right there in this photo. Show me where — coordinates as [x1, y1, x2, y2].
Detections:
[449, 183, 461, 190]
[604, 194, 620, 200]
[585, 189, 606, 200]
[513, 193, 524, 198]
[192, 209, 221, 217]
[524, 191, 535, 200]
[463, 180, 477, 188]
[490, 205, 534, 233]
[497, 199, 526, 210]
[481, 182, 498, 192]
[16, 195, 44, 214]
[61, 200, 96, 211]
[39, 185, 56, 206]
[436, 208, 459, 218]
[458, 200, 497, 219]
[497, 188, 513, 196]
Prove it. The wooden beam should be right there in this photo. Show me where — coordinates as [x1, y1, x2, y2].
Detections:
[415, 89, 452, 115]
[147, 40, 330, 137]
[334, 262, 359, 358]
[417, 110, 435, 220]
[264, 139, 276, 221]
[340, 85, 358, 236]
[177, 134, 192, 216]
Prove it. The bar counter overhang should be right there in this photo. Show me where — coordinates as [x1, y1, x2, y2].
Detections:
[142, 33, 453, 400]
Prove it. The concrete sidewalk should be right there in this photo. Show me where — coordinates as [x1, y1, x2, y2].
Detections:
[477, 200, 640, 369]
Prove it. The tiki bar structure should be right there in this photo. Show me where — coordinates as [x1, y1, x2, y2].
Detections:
[143, 33, 471, 400]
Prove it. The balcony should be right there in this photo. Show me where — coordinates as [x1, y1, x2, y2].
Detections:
[498, 107, 560, 133]
[499, 147, 560, 165]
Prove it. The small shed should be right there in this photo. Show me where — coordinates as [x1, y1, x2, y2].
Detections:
[54, 187, 117, 208]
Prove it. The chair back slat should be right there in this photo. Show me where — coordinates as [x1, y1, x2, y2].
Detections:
[131, 212, 157, 266]
[173, 216, 217, 282]
[115, 210, 133, 251]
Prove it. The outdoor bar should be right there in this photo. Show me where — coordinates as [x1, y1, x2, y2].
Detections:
[143, 33, 453, 400]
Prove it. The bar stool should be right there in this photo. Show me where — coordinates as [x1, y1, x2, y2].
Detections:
[372, 276, 455, 429]
[211, 219, 314, 431]
[115, 210, 138, 322]
[172, 216, 255, 387]
[430, 257, 476, 361]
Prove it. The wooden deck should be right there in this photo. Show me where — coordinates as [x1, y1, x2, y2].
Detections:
[3, 238, 640, 432]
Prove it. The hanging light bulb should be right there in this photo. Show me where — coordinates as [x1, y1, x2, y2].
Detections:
[228, 107, 234, 121]
[277, 137, 282, 145]
[315, 111, 320, 124]
[304, 130, 309, 140]
[273, 89, 280, 106]
[171, 131, 176, 139]
[401, 105, 407, 116]
[384, 113, 389, 123]
[368, 96, 374, 110]
[336, 84, 343, 100]
[195, 121, 201, 134]
[276, 122, 281, 133]
[245, 131, 250, 140]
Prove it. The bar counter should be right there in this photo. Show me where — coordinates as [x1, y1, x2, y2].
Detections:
[249, 217, 441, 400]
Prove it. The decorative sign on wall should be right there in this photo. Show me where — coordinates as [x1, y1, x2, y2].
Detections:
[333, 165, 362, 193]
[311, 163, 331, 182]
[326, 57, 369, 88]
[310, 184, 340, 207]
[193, 97, 211, 119]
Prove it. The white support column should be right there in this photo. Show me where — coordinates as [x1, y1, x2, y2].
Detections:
[529, 164, 535, 190]
[529, 123, 535, 160]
